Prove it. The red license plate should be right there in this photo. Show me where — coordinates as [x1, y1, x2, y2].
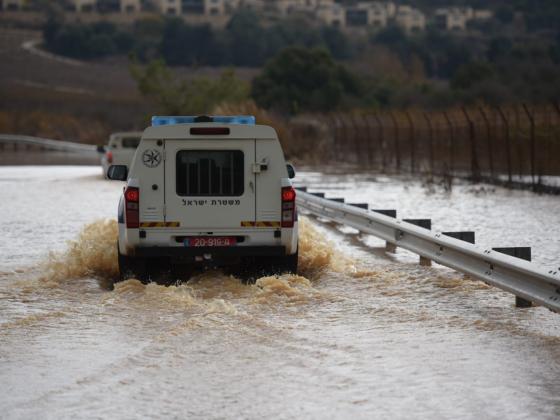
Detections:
[185, 237, 237, 247]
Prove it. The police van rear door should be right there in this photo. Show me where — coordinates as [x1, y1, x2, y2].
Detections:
[164, 139, 256, 230]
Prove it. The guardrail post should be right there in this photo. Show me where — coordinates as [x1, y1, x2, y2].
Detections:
[492, 247, 533, 308]
[404, 219, 432, 265]
[373, 209, 398, 252]
[309, 192, 325, 198]
[372, 209, 397, 218]
[403, 219, 431, 229]
[348, 203, 368, 209]
[385, 242, 397, 253]
[442, 231, 475, 244]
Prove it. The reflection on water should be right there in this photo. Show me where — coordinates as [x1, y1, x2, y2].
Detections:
[1, 166, 559, 419]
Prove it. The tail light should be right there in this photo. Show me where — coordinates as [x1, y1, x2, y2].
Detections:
[106, 151, 113, 164]
[281, 186, 296, 228]
[124, 186, 139, 228]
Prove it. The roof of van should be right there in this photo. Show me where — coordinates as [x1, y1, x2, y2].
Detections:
[142, 123, 278, 140]
[109, 132, 143, 140]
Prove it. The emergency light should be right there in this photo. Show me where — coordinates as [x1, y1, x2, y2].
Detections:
[152, 115, 256, 126]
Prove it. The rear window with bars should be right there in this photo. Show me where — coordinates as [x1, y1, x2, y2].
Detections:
[176, 150, 244, 196]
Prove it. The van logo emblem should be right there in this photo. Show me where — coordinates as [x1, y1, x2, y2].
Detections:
[142, 149, 162, 168]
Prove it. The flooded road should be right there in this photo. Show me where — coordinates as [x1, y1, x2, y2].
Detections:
[1, 166, 559, 419]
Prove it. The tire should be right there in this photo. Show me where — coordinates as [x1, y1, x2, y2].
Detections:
[282, 249, 298, 275]
[117, 245, 146, 282]
[273, 249, 298, 275]
[239, 248, 299, 282]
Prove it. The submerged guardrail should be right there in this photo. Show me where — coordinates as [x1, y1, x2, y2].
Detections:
[0, 134, 98, 154]
[296, 188, 560, 313]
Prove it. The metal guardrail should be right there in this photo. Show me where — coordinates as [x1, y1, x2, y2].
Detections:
[296, 189, 560, 313]
[0, 134, 98, 154]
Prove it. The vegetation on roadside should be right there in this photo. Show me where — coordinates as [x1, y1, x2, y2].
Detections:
[129, 59, 249, 115]
[42, 10, 351, 64]
[252, 47, 360, 114]
[43, 7, 560, 112]
[0, 110, 110, 143]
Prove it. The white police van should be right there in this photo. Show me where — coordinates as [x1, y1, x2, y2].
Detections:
[100, 132, 142, 177]
[107, 116, 298, 282]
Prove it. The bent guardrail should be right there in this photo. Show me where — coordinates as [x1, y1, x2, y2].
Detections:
[296, 188, 560, 313]
[0, 134, 98, 154]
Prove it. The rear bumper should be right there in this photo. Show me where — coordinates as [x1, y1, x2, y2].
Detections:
[133, 245, 287, 258]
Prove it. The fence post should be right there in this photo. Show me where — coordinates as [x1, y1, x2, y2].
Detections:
[362, 114, 374, 167]
[462, 107, 481, 182]
[389, 111, 401, 171]
[340, 115, 351, 162]
[479, 107, 494, 181]
[553, 102, 560, 180]
[374, 113, 386, 172]
[496, 106, 512, 184]
[522, 104, 536, 189]
[443, 111, 455, 177]
[423, 112, 435, 178]
[348, 114, 361, 165]
[328, 114, 341, 157]
[405, 110, 415, 174]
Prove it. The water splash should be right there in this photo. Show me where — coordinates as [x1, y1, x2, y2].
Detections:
[41, 219, 118, 285]
[41, 216, 341, 287]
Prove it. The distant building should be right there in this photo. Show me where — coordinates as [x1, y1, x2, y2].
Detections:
[317, 1, 397, 30]
[434, 7, 493, 31]
[121, 0, 141, 13]
[153, 0, 180, 14]
[276, 0, 333, 16]
[395, 5, 425, 32]
[153, 0, 242, 15]
[69, 0, 97, 13]
[316, 2, 345, 27]
[4, 0, 484, 35]
[1, 0, 26, 11]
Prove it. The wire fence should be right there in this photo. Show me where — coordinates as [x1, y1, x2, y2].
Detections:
[321, 103, 560, 192]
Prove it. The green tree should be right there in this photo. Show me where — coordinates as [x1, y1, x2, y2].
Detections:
[225, 10, 266, 66]
[451, 61, 495, 90]
[495, 5, 514, 24]
[251, 47, 359, 114]
[130, 59, 249, 115]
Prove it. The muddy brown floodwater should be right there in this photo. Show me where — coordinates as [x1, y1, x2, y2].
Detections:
[1, 166, 559, 419]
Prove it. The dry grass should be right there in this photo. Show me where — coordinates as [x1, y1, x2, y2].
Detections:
[0, 110, 110, 144]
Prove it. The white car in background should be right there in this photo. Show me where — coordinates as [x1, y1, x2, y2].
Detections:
[100, 132, 142, 177]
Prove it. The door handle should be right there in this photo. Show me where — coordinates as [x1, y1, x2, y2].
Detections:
[249, 181, 254, 192]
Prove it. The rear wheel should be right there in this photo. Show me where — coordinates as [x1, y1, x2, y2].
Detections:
[268, 250, 298, 276]
[117, 245, 146, 282]
[240, 249, 298, 282]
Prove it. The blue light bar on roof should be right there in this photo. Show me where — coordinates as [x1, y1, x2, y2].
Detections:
[151, 115, 256, 126]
